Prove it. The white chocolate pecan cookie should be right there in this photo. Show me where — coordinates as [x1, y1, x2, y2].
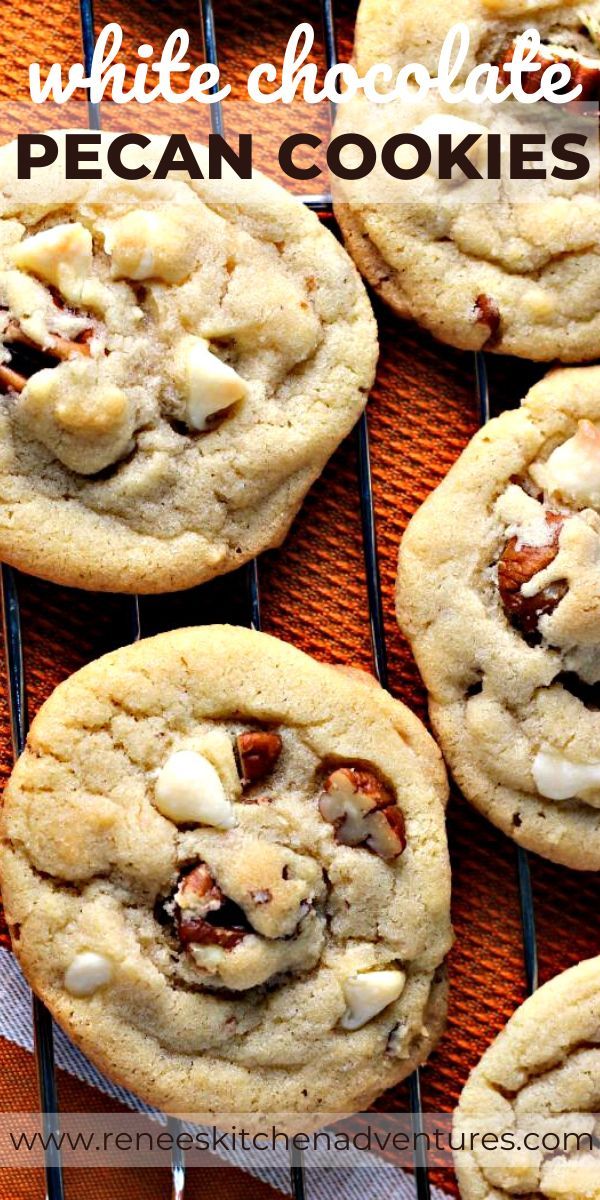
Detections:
[397, 366, 600, 869]
[453, 956, 600, 1199]
[333, 0, 600, 360]
[0, 625, 452, 1116]
[0, 134, 377, 592]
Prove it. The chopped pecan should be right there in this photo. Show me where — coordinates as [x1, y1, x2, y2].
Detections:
[5, 320, 91, 362]
[510, 474, 543, 502]
[474, 294, 501, 342]
[498, 512, 567, 635]
[177, 864, 223, 912]
[236, 731, 282, 784]
[174, 863, 250, 949]
[319, 767, 406, 861]
[0, 309, 94, 397]
[0, 364, 26, 394]
[46, 333, 92, 361]
[498, 40, 600, 101]
[365, 805, 407, 860]
[178, 915, 247, 949]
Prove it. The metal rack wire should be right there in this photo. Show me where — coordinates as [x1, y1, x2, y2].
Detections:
[0, 3, 540, 1200]
[0, 565, 66, 1200]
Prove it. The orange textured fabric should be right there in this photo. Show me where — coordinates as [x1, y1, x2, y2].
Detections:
[0, 4, 599, 1200]
[0, 1036, 285, 1200]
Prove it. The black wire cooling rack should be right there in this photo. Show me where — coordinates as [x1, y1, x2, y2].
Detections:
[0, 1, 540, 1198]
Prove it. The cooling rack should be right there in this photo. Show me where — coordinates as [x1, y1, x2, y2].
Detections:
[0, 1, 540, 1198]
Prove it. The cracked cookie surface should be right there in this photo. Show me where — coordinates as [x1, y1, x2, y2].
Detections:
[453, 956, 600, 1199]
[0, 134, 377, 592]
[0, 625, 451, 1116]
[333, 0, 600, 360]
[396, 366, 600, 869]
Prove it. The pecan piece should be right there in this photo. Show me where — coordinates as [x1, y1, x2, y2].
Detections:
[177, 863, 222, 911]
[236, 731, 282, 784]
[174, 863, 250, 949]
[498, 512, 567, 635]
[365, 806, 407, 860]
[0, 307, 95, 398]
[0, 364, 26, 394]
[474, 294, 501, 343]
[178, 915, 247, 950]
[498, 40, 600, 101]
[5, 320, 91, 362]
[319, 767, 406, 861]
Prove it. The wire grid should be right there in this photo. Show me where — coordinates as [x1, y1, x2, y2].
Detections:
[0, 2, 541, 1199]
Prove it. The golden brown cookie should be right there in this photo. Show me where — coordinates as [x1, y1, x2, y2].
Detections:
[0, 134, 377, 591]
[334, 0, 600, 360]
[454, 956, 600, 1198]
[0, 625, 452, 1117]
[397, 366, 600, 869]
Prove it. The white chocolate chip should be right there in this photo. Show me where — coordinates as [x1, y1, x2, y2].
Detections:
[192, 729, 242, 801]
[188, 945, 227, 974]
[64, 952, 113, 997]
[340, 969, 406, 1030]
[11, 223, 93, 305]
[174, 336, 248, 431]
[531, 421, 600, 508]
[533, 749, 600, 800]
[154, 750, 237, 828]
[103, 210, 198, 284]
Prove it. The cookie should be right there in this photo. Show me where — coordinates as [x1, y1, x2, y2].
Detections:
[333, 0, 600, 360]
[453, 956, 600, 1199]
[0, 134, 377, 592]
[0, 625, 452, 1117]
[396, 366, 600, 870]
